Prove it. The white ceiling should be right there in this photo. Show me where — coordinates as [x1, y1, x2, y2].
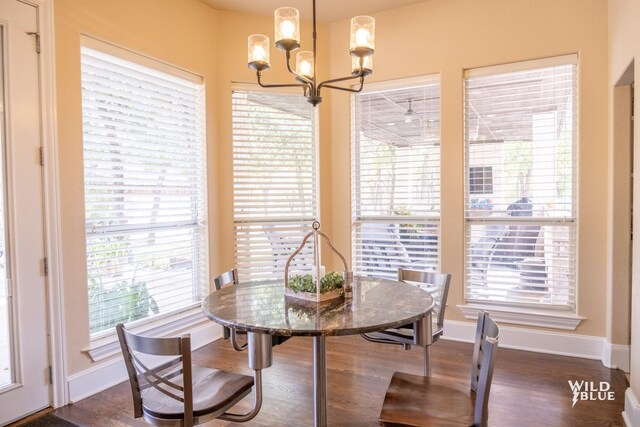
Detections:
[199, 0, 427, 23]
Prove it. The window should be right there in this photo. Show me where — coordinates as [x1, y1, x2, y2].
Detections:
[469, 166, 494, 195]
[464, 55, 577, 312]
[81, 40, 208, 337]
[352, 77, 441, 279]
[232, 89, 318, 282]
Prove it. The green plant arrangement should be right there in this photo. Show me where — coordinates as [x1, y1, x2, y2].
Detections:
[284, 221, 352, 302]
[288, 271, 344, 294]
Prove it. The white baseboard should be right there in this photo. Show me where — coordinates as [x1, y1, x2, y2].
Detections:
[443, 319, 606, 361]
[602, 341, 631, 372]
[623, 388, 640, 427]
[67, 321, 222, 403]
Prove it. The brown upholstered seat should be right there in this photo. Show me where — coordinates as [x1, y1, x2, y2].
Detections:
[141, 366, 254, 420]
[379, 312, 500, 427]
[379, 373, 475, 426]
[117, 323, 259, 426]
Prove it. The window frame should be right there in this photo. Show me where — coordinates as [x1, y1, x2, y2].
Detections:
[351, 75, 442, 279]
[80, 36, 209, 348]
[231, 84, 320, 283]
[461, 54, 583, 328]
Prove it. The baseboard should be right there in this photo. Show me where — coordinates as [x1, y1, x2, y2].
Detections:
[67, 321, 222, 403]
[602, 340, 631, 372]
[442, 319, 606, 361]
[623, 388, 640, 427]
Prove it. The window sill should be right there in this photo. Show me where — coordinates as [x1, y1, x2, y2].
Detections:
[84, 307, 211, 362]
[457, 304, 585, 330]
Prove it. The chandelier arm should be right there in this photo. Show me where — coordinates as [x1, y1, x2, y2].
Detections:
[256, 71, 310, 90]
[317, 70, 364, 90]
[320, 76, 365, 94]
[285, 50, 314, 86]
[317, 74, 365, 95]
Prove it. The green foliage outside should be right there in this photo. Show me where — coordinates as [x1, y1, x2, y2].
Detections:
[288, 271, 344, 294]
[88, 269, 159, 334]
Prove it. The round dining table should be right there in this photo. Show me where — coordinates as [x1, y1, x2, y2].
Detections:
[202, 275, 435, 427]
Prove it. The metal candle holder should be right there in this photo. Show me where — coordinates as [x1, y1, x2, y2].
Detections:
[284, 221, 352, 302]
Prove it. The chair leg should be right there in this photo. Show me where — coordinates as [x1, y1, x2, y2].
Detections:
[424, 345, 431, 377]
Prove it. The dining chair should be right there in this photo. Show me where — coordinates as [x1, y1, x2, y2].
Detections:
[213, 269, 289, 349]
[213, 269, 246, 350]
[362, 268, 451, 376]
[378, 311, 500, 426]
[116, 323, 263, 427]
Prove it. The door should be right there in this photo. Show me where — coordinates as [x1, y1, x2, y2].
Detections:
[0, 0, 49, 424]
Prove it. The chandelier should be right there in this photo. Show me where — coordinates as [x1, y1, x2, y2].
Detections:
[247, 0, 375, 106]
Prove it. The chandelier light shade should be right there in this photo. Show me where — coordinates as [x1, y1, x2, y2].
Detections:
[349, 16, 375, 56]
[274, 7, 301, 51]
[247, 0, 375, 106]
[296, 51, 314, 79]
[247, 34, 271, 71]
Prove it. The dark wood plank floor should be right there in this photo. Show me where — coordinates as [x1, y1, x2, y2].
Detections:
[54, 336, 628, 426]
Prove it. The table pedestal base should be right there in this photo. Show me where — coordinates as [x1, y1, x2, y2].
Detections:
[313, 336, 327, 427]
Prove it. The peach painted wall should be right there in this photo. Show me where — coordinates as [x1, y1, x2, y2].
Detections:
[54, 0, 612, 377]
[326, 0, 609, 335]
[54, 0, 220, 375]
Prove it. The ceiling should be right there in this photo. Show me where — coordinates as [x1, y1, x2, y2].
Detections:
[199, 0, 427, 23]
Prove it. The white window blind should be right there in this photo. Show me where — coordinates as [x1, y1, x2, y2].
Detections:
[352, 79, 441, 279]
[464, 56, 577, 311]
[81, 44, 208, 337]
[232, 90, 318, 282]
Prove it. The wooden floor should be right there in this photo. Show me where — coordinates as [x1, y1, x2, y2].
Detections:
[54, 336, 628, 426]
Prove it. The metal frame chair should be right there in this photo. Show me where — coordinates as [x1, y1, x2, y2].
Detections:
[213, 269, 289, 349]
[379, 311, 500, 426]
[116, 323, 264, 427]
[362, 268, 451, 376]
[213, 269, 247, 351]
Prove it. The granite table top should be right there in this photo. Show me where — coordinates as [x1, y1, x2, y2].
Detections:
[201, 276, 435, 337]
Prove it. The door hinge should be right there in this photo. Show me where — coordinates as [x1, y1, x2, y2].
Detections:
[39, 147, 44, 166]
[26, 32, 41, 54]
[43, 257, 48, 277]
[48, 365, 53, 384]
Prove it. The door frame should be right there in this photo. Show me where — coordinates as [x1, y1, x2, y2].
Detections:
[22, 0, 66, 408]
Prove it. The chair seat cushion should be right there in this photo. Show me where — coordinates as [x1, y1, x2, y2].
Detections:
[142, 365, 254, 419]
[379, 372, 475, 426]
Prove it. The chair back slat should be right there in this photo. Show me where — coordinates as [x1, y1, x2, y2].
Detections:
[474, 337, 499, 426]
[117, 323, 195, 427]
[212, 269, 240, 341]
[121, 328, 183, 356]
[397, 268, 452, 329]
[117, 323, 143, 418]
[470, 312, 500, 392]
[136, 357, 183, 390]
[213, 268, 238, 290]
[131, 352, 185, 400]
